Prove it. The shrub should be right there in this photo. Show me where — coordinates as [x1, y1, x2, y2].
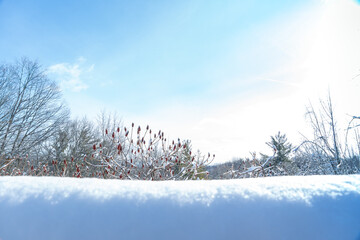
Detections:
[0, 123, 214, 180]
[85, 123, 213, 180]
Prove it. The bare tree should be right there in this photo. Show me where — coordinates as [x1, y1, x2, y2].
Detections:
[40, 118, 98, 177]
[0, 58, 69, 163]
[299, 94, 341, 174]
[295, 93, 360, 175]
[96, 111, 123, 158]
[345, 115, 360, 158]
[42, 118, 98, 160]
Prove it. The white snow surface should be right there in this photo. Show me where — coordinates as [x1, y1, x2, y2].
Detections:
[0, 175, 360, 240]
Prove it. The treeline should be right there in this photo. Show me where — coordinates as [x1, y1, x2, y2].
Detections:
[1, 58, 359, 180]
[208, 100, 360, 179]
[0, 58, 212, 180]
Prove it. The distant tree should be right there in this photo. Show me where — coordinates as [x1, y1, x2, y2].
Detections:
[41, 118, 99, 177]
[265, 132, 293, 166]
[95, 111, 123, 159]
[221, 132, 293, 179]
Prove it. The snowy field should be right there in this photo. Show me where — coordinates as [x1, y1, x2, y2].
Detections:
[0, 175, 360, 240]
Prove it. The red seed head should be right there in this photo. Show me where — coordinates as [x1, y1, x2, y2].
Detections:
[105, 129, 108, 135]
[112, 132, 115, 138]
[93, 144, 96, 150]
[117, 127, 120, 132]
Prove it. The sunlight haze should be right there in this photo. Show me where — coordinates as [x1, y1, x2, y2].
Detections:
[0, 0, 359, 163]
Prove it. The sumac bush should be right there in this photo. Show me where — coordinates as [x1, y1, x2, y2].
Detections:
[86, 123, 213, 180]
[0, 123, 214, 180]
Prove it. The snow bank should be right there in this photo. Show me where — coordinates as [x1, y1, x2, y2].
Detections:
[0, 175, 359, 240]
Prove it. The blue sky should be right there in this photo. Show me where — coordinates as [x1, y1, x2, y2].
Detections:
[1, 0, 359, 162]
[0, 0, 304, 110]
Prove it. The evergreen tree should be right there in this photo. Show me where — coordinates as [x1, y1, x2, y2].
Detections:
[266, 132, 293, 166]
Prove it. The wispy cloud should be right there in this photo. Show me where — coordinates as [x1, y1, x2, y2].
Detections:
[258, 78, 301, 88]
[48, 57, 94, 92]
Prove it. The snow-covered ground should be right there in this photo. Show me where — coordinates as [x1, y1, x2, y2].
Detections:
[0, 175, 359, 240]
